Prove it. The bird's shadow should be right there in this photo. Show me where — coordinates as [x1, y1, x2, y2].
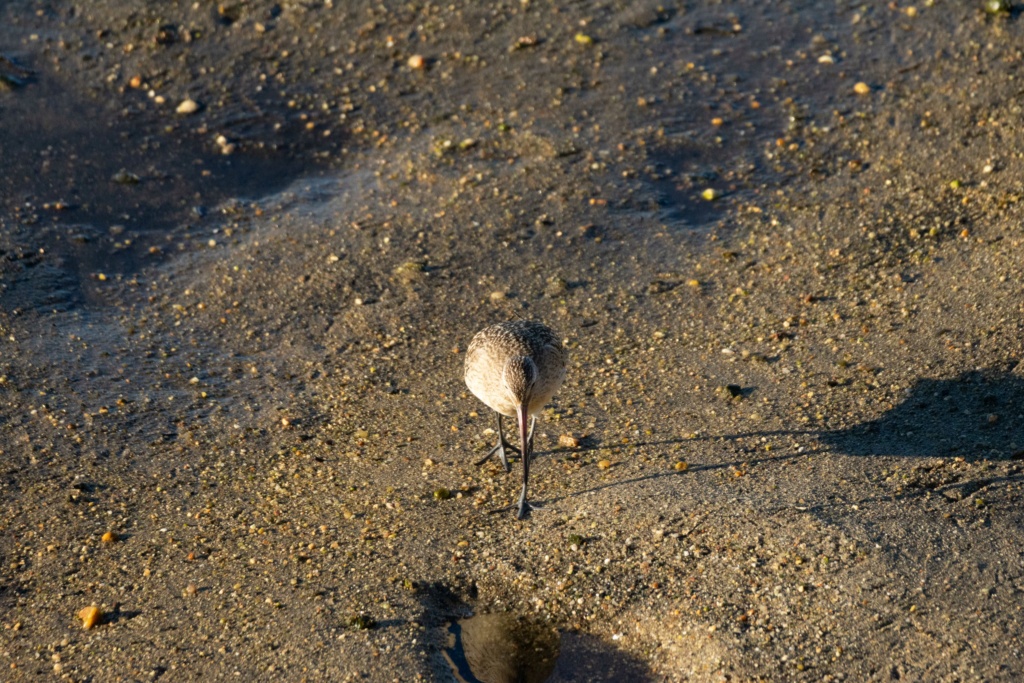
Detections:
[818, 365, 1024, 460]
[538, 365, 1024, 504]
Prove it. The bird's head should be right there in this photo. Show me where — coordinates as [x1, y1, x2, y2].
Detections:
[502, 355, 537, 407]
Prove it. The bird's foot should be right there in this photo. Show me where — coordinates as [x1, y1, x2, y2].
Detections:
[516, 500, 544, 520]
[474, 440, 518, 472]
[483, 501, 544, 517]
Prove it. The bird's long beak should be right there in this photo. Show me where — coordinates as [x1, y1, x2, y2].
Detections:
[516, 401, 532, 519]
[517, 402, 530, 463]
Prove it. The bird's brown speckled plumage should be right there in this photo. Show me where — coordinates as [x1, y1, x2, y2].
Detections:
[464, 321, 565, 418]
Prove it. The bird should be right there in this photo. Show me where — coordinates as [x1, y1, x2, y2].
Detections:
[464, 321, 566, 519]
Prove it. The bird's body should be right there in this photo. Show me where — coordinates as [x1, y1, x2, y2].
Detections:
[464, 321, 566, 519]
[464, 322, 565, 418]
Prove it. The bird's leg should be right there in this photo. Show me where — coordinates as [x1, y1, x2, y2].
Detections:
[474, 412, 516, 472]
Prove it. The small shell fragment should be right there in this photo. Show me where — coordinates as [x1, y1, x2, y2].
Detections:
[78, 605, 103, 629]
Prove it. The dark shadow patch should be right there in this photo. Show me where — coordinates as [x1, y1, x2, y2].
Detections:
[0, 58, 330, 308]
[415, 581, 475, 628]
[442, 613, 654, 683]
[549, 631, 654, 682]
[416, 582, 654, 682]
[104, 607, 143, 625]
[820, 366, 1024, 460]
[641, 152, 726, 230]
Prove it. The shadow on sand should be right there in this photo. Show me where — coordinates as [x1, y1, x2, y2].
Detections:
[819, 365, 1024, 460]
[415, 582, 653, 683]
[538, 366, 1024, 508]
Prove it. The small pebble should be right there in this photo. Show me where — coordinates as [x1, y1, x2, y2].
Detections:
[984, 0, 1011, 15]
[349, 614, 376, 630]
[674, 461, 688, 472]
[597, 460, 612, 470]
[101, 531, 118, 543]
[407, 54, 426, 69]
[701, 188, 719, 201]
[512, 36, 537, 50]
[394, 260, 425, 284]
[176, 98, 200, 115]
[112, 169, 140, 185]
[78, 605, 102, 629]
[853, 82, 871, 95]
[434, 487, 451, 500]
[489, 291, 506, 302]
[559, 434, 580, 449]
[545, 276, 568, 297]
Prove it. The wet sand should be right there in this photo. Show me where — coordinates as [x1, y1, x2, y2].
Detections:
[2, 1, 1024, 680]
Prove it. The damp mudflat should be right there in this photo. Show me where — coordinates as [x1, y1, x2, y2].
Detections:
[0, 56, 324, 282]
[4, 1, 1024, 681]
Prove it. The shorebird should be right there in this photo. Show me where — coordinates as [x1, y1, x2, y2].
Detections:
[464, 321, 566, 519]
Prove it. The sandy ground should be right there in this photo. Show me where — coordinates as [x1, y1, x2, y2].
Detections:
[3, 1, 1024, 681]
